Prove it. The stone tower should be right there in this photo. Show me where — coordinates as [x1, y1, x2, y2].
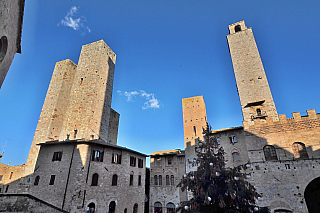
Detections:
[227, 21, 278, 124]
[25, 40, 118, 175]
[182, 95, 207, 151]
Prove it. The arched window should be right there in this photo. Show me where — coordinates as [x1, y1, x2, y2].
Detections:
[112, 174, 118, 186]
[154, 175, 158, 185]
[159, 175, 162, 185]
[91, 173, 98, 186]
[34, 176, 40, 185]
[232, 152, 241, 162]
[235, 25, 241, 32]
[133, 203, 138, 213]
[87, 203, 95, 213]
[166, 203, 175, 213]
[229, 135, 237, 144]
[124, 208, 127, 213]
[154, 202, 162, 213]
[170, 175, 174, 186]
[263, 145, 277, 161]
[166, 175, 170, 185]
[292, 142, 309, 159]
[109, 201, 116, 213]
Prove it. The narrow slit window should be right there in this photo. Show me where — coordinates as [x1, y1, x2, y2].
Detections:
[49, 175, 56, 185]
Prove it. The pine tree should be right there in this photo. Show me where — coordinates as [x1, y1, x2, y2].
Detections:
[177, 123, 269, 213]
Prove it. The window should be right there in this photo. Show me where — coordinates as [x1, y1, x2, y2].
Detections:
[232, 152, 241, 162]
[5, 185, 9, 193]
[130, 174, 133, 186]
[159, 175, 162, 186]
[87, 203, 95, 213]
[179, 156, 184, 164]
[124, 208, 127, 213]
[167, 157, 172, 165]
[109, 201, 116, 213]
[52, 151, 63, 161]
[229, 136, 237, 144]
[167, 203, 175, 213]
[154, 175, 158, 185]
[0, 36, 8, 63]
[133, 203, 138, 213]
[112, 153, 121, 164]
[92, 150, 103, 162]
[34, 176, 40, 185]
[170, 175, 174, 186]
[166, 175, 170, 185]
[138, 158, 144, 168]
[235, 25, 241, 32]
[130, 156, 136, 167]
[154, 202, 162, 213]
[91, 173, 98, 186]
[112, 174, 118, 186]
[217, 137, 221, 145]
[257, 108, 262, 116]
[263, 145, 277, 161]
[9, 172, 13, 179]
[49, 175, 55, 185]
[292, 142, 309, 159]
[193, 126, 197, 135]
[74, 129, 77, 138]
[138, 175, 142, 186]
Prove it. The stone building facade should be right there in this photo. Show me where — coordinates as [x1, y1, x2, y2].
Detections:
[150, 21, 320, 213]
[0, 40, 147, 213]
[149, 150, 187, 212]
[0, 0, 25, 89]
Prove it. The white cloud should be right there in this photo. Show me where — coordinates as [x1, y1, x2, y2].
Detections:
[118, 90, 161, 110]
[58, 6, 91, 34]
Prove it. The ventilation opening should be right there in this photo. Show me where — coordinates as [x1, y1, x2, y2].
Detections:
[0, 36, 8, 63]
[235, 25, 241, 32]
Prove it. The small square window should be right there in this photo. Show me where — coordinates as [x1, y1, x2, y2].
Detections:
[52, 152, 63, 161]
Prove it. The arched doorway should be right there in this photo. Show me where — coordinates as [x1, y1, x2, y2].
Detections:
[109, 201, 116, 213]
[87, 202, 95, 213]
[305, 177, 320, 212]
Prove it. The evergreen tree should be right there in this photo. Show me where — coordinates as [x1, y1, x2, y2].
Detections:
[177, 123, 269, 213]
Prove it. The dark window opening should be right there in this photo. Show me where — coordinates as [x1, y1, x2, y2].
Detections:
[52, 151, 63, 161]
[257, 108, 262, 116]
[235, 25, 241, 32]
[112, 174, 118, 186]
[5, 185, 9, 193]
[109, 201, 116, 213]
[49, 175, 56, 185]
[166, 175, 170, 185]
[130, 156, 136, 167]
[87, 203, 95, 213]
[154, 175, 158, 185]
[159, 175, 162, 186]
[130, 174, 133, 186]
[0, 36, 8, 62]
[91, 173, 98, 186]
[92, 150, 103, 162]
[9, 172, 13, 179]
[285, 164, 290, 169]
[193, 126, 197, 135]
[154, 202, 162, 213]
[138, 175, 142, 186]
[167, 157, 172, 165]
[138, 158, 144, 168]
[80, 78, 83, 85]
[74, 129, 77, 138]
[133, 203, 138, 213]
[229, 136, 237, 144]
[167, 203, 175, 213]
[34, 176, 40, 185]
[124, 208, 127, 213]
[112, 153, 121, 164]
[232, 152, 241, 162]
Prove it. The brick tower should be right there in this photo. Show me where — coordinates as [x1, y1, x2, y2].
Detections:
[182, 96, 207, 152]
[227, 21, 278, 124]
[25, 40, 118, 175]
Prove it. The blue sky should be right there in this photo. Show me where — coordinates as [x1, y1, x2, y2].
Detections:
[1, 0, 320, 167]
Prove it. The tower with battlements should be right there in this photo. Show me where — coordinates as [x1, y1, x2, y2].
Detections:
[227, 21, 278, 125]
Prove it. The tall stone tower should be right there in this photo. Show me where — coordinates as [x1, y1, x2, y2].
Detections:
[25, 40, 119, 175]
[182, 95, 207, 154]
[227, 21, 278, 124]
